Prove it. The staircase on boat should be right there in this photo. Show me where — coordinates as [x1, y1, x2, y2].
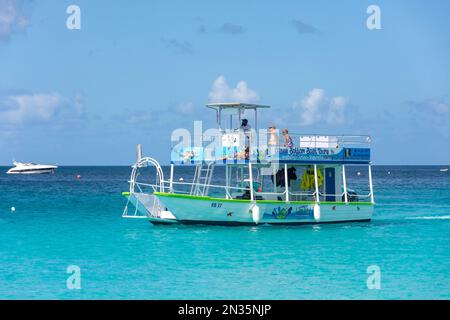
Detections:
[191, 161, 215, 196]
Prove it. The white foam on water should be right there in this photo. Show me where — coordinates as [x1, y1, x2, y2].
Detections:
[406, 215, 450, 220]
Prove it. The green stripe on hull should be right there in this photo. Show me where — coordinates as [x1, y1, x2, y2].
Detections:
[153, 192, 374, 206]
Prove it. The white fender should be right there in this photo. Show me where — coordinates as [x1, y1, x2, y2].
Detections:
[313, 204, 321, 221]
[252, 205, 261, 224]
[160, 210, 176, 220]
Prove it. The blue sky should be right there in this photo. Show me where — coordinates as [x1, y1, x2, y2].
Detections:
[0, 0, 449, 165]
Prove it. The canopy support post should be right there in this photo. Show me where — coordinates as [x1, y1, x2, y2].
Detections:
[342, 165, 348, 203]
[284, 163, 290, 202]
[169, 163, 174, 193]
[225, 165, 229, 199]
[314, 164, 320, 203]
[369, 164, 375, 204]
[249, 162, 254, 201]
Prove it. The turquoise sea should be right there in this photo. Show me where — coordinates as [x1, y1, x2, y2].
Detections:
[0, 165, 449, 299]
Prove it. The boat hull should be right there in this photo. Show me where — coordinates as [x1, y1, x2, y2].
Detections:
[153, 192, 373, 226]
[7, 169, 55, 174]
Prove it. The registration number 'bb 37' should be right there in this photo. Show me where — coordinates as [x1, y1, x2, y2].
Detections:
[211, 202, 223, 208]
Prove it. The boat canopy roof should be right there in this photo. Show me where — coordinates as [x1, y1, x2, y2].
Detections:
[206, 102, 270, 131]
[206, 102, 271, 111]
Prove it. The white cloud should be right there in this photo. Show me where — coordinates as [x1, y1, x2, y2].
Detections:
[0, 91, 84, 125]
[327, 96, 349, 125]
[428, 100, 450, 115]
[174, 102, 194, 115]
[294, 89, 350, 126]
[208, 75, 259, 103]
[407, 99, 450, 117]
[125, 111, 154, 124]
[0, 0, 29, 41]
[298, 88, 325, 125]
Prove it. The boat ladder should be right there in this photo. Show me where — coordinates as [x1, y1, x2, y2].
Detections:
[190, 161, 215, 196]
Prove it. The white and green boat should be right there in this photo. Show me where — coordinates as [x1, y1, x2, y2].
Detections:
[122, 103, 374, 226]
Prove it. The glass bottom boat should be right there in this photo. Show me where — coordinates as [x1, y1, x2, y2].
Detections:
[122, 103, 374, 226]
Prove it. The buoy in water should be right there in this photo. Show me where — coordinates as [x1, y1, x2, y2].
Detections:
[357, 172, 361, 176]
[11, 207, 15, 212]
[313, 204, 321, 221]
[179, 177, 184, 181]
[251, 205, 261, 224]
[76, 175, 81, 180]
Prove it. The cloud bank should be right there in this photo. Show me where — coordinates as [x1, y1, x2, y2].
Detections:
[0, 91, 84, 125]
[0, 0, 29, 41]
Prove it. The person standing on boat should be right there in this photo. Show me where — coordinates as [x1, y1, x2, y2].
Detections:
[239, 119, 252, 159]
[268, 125, 279, 146]
[240, 118, 251, 132]
[282, 128, 293, 148]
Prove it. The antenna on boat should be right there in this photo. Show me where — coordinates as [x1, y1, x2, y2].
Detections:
[137, 144, 143, 162]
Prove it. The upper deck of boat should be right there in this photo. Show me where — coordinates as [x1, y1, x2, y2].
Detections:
[170, 103, 371, 165]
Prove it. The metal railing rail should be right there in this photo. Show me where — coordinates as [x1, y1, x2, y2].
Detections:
[132, 180, 372, 203]
[171, 133, 371, 150]
[131, 180, 252, 199]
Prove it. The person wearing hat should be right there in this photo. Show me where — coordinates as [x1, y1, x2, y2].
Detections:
[239, 119, 251, 131]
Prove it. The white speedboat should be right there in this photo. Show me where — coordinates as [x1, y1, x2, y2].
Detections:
[6, 161, 58, 174]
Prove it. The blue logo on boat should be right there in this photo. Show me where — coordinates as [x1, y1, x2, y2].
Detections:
[269, 206, 313, 220]
[272, 207, 293, 219]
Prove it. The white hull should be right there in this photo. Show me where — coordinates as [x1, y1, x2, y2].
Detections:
[125, 192, 373, 226]
[7, 169, 55, 175]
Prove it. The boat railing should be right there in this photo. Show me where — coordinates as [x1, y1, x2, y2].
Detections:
[172, 132, 370, 150]
[131, 180, 371, 203]
[289, 190, 318, 198]
[289, 134, 371, 148]
[171, 132, 371, 164]
[318, 191, 346, 198]
[131, 180, 252, 200]
[132, 180, 158, 194]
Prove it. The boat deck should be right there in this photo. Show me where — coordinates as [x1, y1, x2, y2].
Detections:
[171, 133, 371, 165]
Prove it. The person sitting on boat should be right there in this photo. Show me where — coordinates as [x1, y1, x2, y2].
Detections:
[282, 128, 293, 148]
